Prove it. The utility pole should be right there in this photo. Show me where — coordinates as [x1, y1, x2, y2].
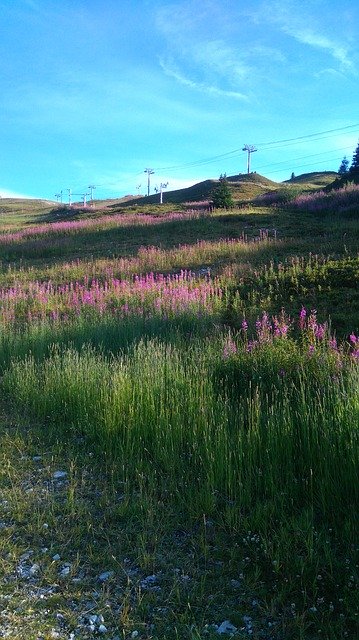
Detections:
[144, 168, 154, 196]
[242, 144, 257, 174]
[82, 193, 90, 207]
[67, 188, 72, 206]
[55, 193, 61, 202]
[136, 184, 141, 196]
[88, 185, 96, 203]
[159, 182, 169, 204]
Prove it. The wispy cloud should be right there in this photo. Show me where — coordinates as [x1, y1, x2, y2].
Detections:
[159, 58, 249, 101]
[260, 0, 354, 71]
[155, 1, 252, 99]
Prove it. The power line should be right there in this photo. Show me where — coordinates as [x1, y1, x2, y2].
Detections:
[55, 126, 359, 199]
[254, 144, 355, 172]
[153, 123, 359, 173]
[254, 123, 359, 148]
[266, 156, 347, 176]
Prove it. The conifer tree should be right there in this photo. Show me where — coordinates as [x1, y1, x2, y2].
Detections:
[349, 141, 359, 174]
[211, 174, 234, 209]
[338, 156, 349, 174]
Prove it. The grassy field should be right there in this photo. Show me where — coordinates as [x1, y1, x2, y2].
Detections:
[0, 179, 358, 639]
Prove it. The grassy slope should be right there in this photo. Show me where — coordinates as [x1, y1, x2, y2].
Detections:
[0, 174, 358, 640]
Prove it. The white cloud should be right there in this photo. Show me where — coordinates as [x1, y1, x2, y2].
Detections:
[155, 1, 252, 98]
[159, 58, 249, 100]
[260, 1, 354, 71]
[0, 188, 36, 199]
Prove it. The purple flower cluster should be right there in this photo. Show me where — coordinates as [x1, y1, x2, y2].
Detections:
[291, 182, 359, 214]
[0, 210, 203, 245]
[0, 270, 224, 326]
[222, 308, 358, 362]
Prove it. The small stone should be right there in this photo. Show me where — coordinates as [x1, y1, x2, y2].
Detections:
[59, 565, 71, 577]
[217, 620, 237, 635]
[53, 471, 67, 480]
[29, 563, 40, 576]
[230, 579, 242, 588]
[98, 570, 114, 582]
[52, 554, 61, 561]
[88, 615, 98, 624]
[98, 624, 108, 634]
[131, 632, 139, 639]
[140, 574, 157, 588]
[33, 456, 42, 461]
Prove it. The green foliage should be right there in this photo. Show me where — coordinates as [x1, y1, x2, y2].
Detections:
[350, 140, 359, 173]
[211, 174, 234, 209]
[338, 155, 349, 174]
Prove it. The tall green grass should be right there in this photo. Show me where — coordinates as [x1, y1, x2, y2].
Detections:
[3, 336, 358, 536]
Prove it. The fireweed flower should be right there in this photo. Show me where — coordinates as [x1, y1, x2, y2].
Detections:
[314, 323, 326, 340]
[299, 306, 307, 330]
[307, 310, 318, 333]
[246, 340, 258, 353]
[223, 338, 237, 359]
[241, 319, 248, 332]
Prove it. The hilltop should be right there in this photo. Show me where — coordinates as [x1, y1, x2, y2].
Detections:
[115, 172, 282, 208]
[110, 171, 339, 209]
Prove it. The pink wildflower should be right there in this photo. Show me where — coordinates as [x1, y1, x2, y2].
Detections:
[223, 338, 237, 359]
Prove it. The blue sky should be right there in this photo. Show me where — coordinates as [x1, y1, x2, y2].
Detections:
[0, 0, 358, 201]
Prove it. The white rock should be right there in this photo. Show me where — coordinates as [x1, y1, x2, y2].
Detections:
[88, 615, 98, 624]
[98, 624, 108, 634]
[140, 574, 157, 588]
[131, 632, 139, 639]
[52, 554, 61, 561]
[53, 471, 67, 480]
[98, 570, 114, 582]
[59, 566, 71, 577]
[217, 620, 237, 635]
[29, 563, 40, 576]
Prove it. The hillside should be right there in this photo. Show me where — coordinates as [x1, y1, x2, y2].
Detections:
[0, 173, 341, 220]
[114, 173, 280, 208]
[110, 171, 342, 209]
[0, 177, 358, 639]
[283, 171, 338, 188]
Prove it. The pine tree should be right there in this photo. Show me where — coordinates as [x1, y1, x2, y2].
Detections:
[349, 141, 359, 174]
[211, 174, 234, 209]
[338, 156, 349, 174]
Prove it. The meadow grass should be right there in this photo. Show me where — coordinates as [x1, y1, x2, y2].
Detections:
[0, 190, 358, 638]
